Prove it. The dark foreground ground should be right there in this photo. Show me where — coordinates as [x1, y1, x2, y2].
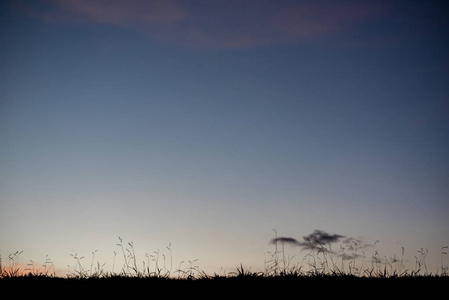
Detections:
[1, 275, 448, 297]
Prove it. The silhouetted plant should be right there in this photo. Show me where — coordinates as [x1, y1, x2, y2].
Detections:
[2, 234, 448, 280]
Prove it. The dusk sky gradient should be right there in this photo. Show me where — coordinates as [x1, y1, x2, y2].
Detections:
[1, 0, 448, 274]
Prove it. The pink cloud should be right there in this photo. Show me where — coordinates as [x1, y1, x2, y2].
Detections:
[21, 0, 186, 26]
[164, 1, 391, 49]
[20, 0, 393, 50]
[272, 3, 366, 39]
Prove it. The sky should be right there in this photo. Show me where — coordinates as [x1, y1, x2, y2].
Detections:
[1, 0, 448, 275]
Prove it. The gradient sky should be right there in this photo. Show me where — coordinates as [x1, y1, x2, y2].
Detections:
[1, 0, 448, 275]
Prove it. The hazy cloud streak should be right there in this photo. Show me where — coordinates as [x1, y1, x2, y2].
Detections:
[19, 0, 401, 49]
[20, 0, 186, 26]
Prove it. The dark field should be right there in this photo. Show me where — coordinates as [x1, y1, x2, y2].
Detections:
[1, 274, 448, 297]
[2, 237, 448, 296]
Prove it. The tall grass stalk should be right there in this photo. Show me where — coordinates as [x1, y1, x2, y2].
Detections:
[2, 235, 448, 280]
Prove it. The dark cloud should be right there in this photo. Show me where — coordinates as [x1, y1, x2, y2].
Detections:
[270, 237, 301, 246]
[303, 230, 344, 246]
[270, 230, 369, 257]
[270, 230, 346, 249]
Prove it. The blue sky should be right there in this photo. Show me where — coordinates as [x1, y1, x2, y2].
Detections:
[1, 0, 448, 275]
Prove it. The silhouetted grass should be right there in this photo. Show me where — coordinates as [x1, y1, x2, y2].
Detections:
[1, 271, 448, 297]
[1, 236, 447, 296]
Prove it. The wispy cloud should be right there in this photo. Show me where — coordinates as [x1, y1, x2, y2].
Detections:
[18, 0, 436, 50]
[21, 0, 186, 25]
